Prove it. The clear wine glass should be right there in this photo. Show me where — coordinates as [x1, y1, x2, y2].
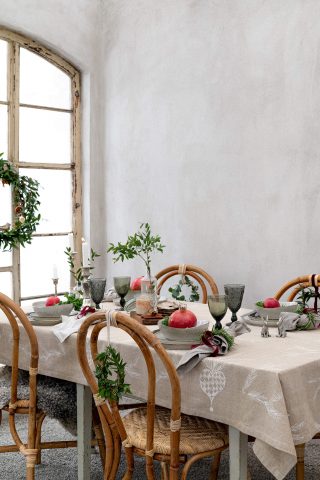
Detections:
[113, 276, 131, 310]
[208, 294, 228, 330]
[89, 278, 106, 309]
[224, 284, 245, 323]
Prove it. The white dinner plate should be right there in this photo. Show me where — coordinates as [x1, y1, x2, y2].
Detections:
[241, 311, 278, 328]
[28, 312, 62, 326]
[154, 330, 201, 350]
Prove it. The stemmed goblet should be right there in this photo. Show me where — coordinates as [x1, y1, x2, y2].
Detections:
[224, 284, 245, 323]
[89, 278, 106, 309]
[113, 276, 131, 310]
[208, 294, 228, 330]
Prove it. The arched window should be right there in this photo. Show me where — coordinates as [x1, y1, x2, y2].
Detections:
[0, 28, 82, 304]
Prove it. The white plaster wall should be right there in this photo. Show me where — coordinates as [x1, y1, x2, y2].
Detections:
[103, 0, 320, 305]
[2, 0, 320, 306]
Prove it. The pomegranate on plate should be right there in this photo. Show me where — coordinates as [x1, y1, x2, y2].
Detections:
[45, 296, 60, 307]
[168, 305, 197, 328]
[130, 276, 144, 291]
[263, 298, 280, 308]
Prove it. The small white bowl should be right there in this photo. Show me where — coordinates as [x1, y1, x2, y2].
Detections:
[255, 301, 298, 320]
[158, 319, 209, 341]
[32, 301, 73, 318]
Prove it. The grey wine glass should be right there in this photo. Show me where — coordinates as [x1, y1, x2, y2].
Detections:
[208, 294, 228, 330]
[224, 284, 245, 323]
[113, 276, 131, 310]
[88, 278, 106, 309]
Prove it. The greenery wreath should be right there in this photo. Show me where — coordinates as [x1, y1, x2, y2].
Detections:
[95, 345, 131, 402]
[0, 152, 41, 251]
[168, 275, 200, 302]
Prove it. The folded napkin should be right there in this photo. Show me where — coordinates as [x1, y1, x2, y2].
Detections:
[277, 311, 320, 337]
[53, 306, 96, 343]
[176, 320, 251, 376]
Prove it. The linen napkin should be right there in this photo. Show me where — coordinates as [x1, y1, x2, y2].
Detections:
[277, 311, 320, 337]
[53, 307, 96, 343]
[176, 319, 251, 376]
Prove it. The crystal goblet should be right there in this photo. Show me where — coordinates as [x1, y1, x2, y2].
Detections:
[89, 278, 106, 309]
[113, 276, 131, 310]
[208, 294, 228, 330]
[224, 284, 245, 323]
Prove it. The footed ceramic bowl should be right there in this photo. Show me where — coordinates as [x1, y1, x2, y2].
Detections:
[32, 301, 73, 318]
[158, 319, 209, 341]
[255, 302, 298, 320]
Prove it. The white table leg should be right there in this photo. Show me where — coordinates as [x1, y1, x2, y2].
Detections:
[77, 384, 92, 480]
[229, 426, 248, 480]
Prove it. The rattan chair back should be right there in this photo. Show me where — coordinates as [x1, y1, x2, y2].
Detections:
[274, 274, 320, 301]
[77, 310, 182, 480]
[0, 292, 39, 479]
[155, 264, 218, 303]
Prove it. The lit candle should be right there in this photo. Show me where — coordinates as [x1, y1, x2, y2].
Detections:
[53, 264, 58, 279]
[68, 233, 74, 252]
[82, 241, 89, 267]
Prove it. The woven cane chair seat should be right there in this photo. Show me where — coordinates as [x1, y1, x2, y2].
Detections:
[122, 406, 228, 455]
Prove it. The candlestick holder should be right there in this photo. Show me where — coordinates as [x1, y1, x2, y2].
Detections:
[52, 277, 59, 296]
[81, 266, 93, 307]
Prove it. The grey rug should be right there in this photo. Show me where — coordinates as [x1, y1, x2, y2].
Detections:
[0, 412, 319, 479]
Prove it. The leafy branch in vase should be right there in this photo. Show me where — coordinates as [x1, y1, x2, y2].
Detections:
[107, 222, 165, 278]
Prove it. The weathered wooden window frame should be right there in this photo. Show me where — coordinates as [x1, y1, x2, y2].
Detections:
[0, 28, 82, 303]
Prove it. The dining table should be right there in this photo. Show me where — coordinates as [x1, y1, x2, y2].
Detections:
[1, 301, 320, 480]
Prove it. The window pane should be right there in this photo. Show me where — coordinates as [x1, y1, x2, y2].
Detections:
[19, 107, 71, 164]
[0, 105, 8, 157]
[0, 40, 7, 101]
[0, 181, 11, 227]
[20, 169, 72, 234]
[20, 236, 70, 298]
[0, 251, 12, 268]
[20, 48, 71, 109]
[0, 272, 12, 298]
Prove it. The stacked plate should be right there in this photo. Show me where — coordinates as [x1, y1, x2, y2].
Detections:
[29, 301, 74, 326]
[155, 318, 209, 350]
[28, 313, 62, 326]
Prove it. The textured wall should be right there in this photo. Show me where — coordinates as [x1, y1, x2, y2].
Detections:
[103, 0, 320, 304]
[1, 0, 320, 305]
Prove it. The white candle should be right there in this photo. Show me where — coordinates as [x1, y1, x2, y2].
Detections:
[82, 241, 89, 267]
[68, 233, 74, 252]
[53, 264, 58, 279]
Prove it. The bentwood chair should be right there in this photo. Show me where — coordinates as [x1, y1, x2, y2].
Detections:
[274, 274, 320, 480]
[77, 310, 229, 480]
[0, 292, 104, 479]
[155, 264, 219, 303]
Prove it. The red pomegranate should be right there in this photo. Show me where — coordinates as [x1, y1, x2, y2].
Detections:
[168, 305, 197, 328]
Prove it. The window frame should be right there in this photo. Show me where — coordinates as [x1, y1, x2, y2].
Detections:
[0, 27, 82, 303]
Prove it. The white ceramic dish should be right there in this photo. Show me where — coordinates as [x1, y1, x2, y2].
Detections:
[242, 312, 278, 328]
[32, 301, 73, 317]
[29, 312, 62, 326]
[255, 302, 298, 320]
[154, 330, 200, 350]
[158, 318, 209, 341]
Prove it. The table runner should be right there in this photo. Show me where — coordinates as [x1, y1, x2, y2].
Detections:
[1, 303, 320, 479]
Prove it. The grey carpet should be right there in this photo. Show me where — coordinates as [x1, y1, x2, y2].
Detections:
[0, 412, 319, 479]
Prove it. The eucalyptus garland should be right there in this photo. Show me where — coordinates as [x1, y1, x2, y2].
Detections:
[0, 153, 40, 251]
[95, 345, 131, 402]
[169, 275, 200, 302]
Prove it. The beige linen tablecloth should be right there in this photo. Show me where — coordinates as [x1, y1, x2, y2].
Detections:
[1, 303, 320, 479]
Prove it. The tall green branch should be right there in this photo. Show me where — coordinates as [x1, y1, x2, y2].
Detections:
[107, 222, 165, 277]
